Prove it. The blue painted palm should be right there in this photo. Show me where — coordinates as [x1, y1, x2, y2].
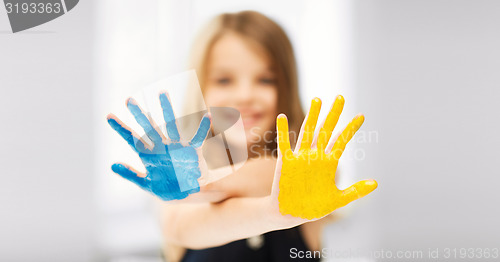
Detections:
[107, 92, 211, 201]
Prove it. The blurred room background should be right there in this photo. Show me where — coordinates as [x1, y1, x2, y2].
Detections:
[1, 0, 499, 261]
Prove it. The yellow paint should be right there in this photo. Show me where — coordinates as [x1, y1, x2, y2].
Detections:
[277, 96, 378, 220]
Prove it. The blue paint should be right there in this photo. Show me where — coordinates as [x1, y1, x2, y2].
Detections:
[190, 115, 211, 148]
[127, 98, 164, 145]
[111, 163, 150, 190]
[108, 94, 211, 201]
[107, 117, 147, 153]
[160, 93, 181, 142]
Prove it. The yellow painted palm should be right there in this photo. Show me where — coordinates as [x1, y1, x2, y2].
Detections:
[276, 96, 378, 219]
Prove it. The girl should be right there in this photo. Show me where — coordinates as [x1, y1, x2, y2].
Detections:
[107, 10, 376, 262]
[158, 11, 374, 261]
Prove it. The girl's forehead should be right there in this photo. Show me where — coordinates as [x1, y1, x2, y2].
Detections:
[209, 33, 271, 64]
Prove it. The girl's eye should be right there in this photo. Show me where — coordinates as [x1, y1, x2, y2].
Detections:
[216, 78, 231, 85]
[259, 77, 275, 85]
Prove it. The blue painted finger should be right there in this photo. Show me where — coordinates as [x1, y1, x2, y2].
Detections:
[190, 114, 211, 148]
[127, 98, 164, 145]
[111, 163, 151, 191]
[107, 114, 146, 152]
[159, 92, 181, 142]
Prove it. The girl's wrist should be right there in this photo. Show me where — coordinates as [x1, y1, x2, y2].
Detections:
[257, 195, 302, 232]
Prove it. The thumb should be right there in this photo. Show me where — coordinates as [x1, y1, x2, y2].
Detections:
[112, 163, 150, 191]
[341, 179, 378, 205]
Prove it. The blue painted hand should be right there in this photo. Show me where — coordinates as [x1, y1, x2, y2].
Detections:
[107, 92, 211, 201]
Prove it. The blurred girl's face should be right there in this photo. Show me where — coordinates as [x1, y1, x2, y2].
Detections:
[204, 33, 278, 146]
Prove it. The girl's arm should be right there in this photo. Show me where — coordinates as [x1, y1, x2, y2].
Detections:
[160, 157, 280, 249]
[160, 196, 281, 249]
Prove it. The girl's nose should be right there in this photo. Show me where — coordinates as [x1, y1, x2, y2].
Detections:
[234, 82, 254, 105]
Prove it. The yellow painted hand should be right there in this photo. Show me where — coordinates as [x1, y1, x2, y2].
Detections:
[276, 96, 378, 220]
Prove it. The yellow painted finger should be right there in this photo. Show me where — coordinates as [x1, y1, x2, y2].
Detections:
[317, 95, 345, 152]
[299, 98, 322, 151]
[277, 114, 292, 158]
[331, 114, 365, 160]
[341, 179, 378, 205]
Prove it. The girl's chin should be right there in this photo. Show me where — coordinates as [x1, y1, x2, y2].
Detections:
[245, 133, 261, 145]
[244, 125, 274, 142]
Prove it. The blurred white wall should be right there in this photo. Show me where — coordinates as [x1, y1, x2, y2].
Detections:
[0, 1, 97, 262]
[353, 0, 500, 253]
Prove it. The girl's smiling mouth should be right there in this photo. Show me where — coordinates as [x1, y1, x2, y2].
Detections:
[241, 112, 263, 129]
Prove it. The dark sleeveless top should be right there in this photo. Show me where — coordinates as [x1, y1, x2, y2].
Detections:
[181, 226, 321, 262]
